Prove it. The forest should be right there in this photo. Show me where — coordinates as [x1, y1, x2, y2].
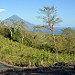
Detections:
[0, 20, 75, 67]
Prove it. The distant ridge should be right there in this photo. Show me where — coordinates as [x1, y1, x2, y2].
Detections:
[34, 27, 75, 34]
[4, 15, 35, 31]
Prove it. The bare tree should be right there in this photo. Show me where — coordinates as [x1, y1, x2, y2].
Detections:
[34, 6, 62, 63]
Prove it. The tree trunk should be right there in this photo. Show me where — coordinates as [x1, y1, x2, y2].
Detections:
[22, 35, 24, 44]
[10, 30, 12, 39]
[28, 60, 31, 68]
[41, 59, 43, 64]
[51, 26, 58, 63]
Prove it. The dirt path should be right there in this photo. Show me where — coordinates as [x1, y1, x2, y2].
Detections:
[0, 62, 18, 71]
[0, 62, 75, 75]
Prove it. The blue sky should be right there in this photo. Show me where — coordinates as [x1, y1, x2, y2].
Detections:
[0, 0, 75, 27]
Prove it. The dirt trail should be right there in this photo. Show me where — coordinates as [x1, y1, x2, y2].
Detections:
[0, 62, 75, 75]
[0, 62, 18, 71]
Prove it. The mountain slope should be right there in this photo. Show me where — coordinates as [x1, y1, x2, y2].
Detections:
[4, 15, 35, 31]
[0, 35, 44, 66]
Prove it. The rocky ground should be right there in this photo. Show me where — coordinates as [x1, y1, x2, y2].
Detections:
[0, 62, 75, 75]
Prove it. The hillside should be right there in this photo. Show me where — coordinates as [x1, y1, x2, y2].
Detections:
[0, 34, 75, 67]
[0, 35, 55, 67]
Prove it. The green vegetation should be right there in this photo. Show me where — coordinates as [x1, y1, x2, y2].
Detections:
[34, 6, 62, 63]
[0, 35, 56, 67]
[0, 25, 75, 67]
[0, 6, 75, 67]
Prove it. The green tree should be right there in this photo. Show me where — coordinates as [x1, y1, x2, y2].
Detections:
[34, 6, 62, 63]
[6, 19, 20, 39]
[0, 21, 10, 38]
[12, 28, 21, 42]
[6, 19, 28, 42]
[62, 27, 75, 36]
[17, 20, 28, 44]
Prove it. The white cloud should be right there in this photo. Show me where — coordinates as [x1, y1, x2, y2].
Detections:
[0, 9, 7, 13]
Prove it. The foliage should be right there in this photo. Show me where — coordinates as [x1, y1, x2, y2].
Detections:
[0, 32, 75, 67]
[34, 6, 62, 62]
[0, 20, 75, 67]
[62, 27, 75, 36]
[0, 25, 10, 38]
